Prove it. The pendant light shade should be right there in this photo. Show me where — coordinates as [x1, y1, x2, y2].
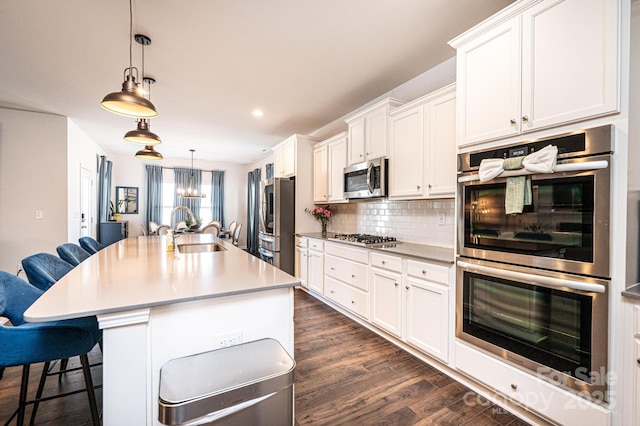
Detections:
[135, 145, 163, 160]
[124, 118, 161, 145]
[101, 0, 158, 118]
[177, 149, 206, 198]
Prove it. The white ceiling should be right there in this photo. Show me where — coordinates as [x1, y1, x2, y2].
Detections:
[0, 0, 513, 164]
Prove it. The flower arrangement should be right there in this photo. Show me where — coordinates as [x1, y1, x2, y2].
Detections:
[305, 206, 336, 236]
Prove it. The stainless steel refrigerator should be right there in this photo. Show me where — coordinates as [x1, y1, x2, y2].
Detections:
[258, 178, 295, 274]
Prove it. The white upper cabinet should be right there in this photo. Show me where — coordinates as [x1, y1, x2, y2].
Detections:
[345, 98, 405, 165]
[451, 0, 619, 148]
[272, 136, 297, 178]
[388, 84, 456, 199]
[312, 132, 348, 204]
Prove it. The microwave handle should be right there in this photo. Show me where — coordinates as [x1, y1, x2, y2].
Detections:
[457, 260, 606, 293]
[366, 162, 374, 193]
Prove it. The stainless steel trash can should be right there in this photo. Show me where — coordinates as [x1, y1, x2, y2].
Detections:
[158, 338, 295, 426]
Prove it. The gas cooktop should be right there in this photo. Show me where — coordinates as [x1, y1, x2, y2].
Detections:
[329, 233, 400, 247]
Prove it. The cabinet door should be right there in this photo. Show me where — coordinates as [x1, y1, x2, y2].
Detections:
[371, 268, 403, 338]
[520, 0, 618, 132]
[272, 144, 284, 177]
[389, 104, 425, 199]
[328, 137, 347, 202]
[295, 247, 308, 288]
[282, 138, 296, 177]
[313, 145, 328, 203]
[405, 277, 449, 363]
[308, 250, 324, 294]
[365, 106, 389, 160]
[425, 88, 456, 198]
[347, 116, 366, 165]
[634, 339, 640, 426]
[456, 18, 521, 147]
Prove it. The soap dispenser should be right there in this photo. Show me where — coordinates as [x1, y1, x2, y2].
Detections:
[167, 230, 175, 252]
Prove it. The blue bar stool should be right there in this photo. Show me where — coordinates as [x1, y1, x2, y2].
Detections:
[56, 243, 91, 267]
[21, 253, 73, 292]
[78, 237, 105, 255]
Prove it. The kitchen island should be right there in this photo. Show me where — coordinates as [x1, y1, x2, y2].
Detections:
[24, 234, 299, 426]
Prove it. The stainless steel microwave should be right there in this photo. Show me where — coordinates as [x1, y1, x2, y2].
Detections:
[343, 157, 388, 199]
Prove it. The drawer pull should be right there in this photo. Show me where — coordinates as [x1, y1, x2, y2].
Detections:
[405, 286, 410, 290]
[522, 115, 529, 122]
[351, 274, 355, 278]
[510, 384, 518, 391]
[330, 290, 334, 294]
[351, 300, 355, 304]
[381, 261, 386, 265]
[637, 358, 640, 365]
[330, 267, 335, 270]
[394, 282, 399, 287]
[510, 118, 516, 125]
[421, 270, 427, 275]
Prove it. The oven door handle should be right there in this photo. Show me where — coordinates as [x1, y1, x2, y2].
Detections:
[258, 248, 274, 258]
[458, 159, 609, 183]
[366, 162, 374, 193]
[457, 260, 606, 293]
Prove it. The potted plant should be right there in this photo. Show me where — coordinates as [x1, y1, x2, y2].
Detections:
[110, 200, 124, 221]
[185, 216, 203, 230]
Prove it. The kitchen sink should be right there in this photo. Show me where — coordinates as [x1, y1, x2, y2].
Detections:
[177, 242, 227, 254]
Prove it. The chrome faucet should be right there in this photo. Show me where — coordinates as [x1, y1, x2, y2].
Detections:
[170, 206, 196, 230]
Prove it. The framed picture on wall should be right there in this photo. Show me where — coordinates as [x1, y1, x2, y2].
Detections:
[116, 186, 138, 214]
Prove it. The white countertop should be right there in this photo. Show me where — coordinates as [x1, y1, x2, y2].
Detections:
[25, 234, 299, 322]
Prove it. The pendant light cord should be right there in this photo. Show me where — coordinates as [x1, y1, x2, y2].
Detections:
[128, 0, 133, 78]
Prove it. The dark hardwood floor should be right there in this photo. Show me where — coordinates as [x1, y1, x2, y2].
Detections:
[0, 289, 530, 425]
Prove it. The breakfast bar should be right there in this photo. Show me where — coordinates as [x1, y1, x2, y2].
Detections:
[24, 234, 299, 426]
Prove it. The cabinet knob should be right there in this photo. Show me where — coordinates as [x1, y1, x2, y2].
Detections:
[522, 115, 529, 122]
[422, 270, 427, 275]
[637, 358, 640, 365]
[330, 290, 335, 294]
[394, 282, 399, 287]
[405, 286, 410, 290]
[381, 260, 386, 265]
[510, 119, 516, 125]
[366, 152, 370, 156]
[351, 300, 355, 304]
[330, 267, 335, 270]
[510, 384, 518, 391]
[417, 185, 421, 190]
[351, 274, 355, 278]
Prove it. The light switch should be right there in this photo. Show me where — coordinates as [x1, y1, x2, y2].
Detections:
[35, 210, 44, 220]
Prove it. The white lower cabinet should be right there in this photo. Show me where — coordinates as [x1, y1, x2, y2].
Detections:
[325, 276, 369, 319]
[307, 244, 324, 294]
[405, 277, 449, 363]
[295, 236, 308, 289]
[371, 268, 403, 338]
[324, 243, 370, 319]
[457, 342, 610, 426]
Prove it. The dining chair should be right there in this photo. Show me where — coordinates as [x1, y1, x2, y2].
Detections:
[140, 223, 148, 236]
[207, 220, 222, 229]
[21, 253, 74, 292]
[0, 271, 102, 426]
[56, 243, 91, 267]
[201, 224, 220, 236]
[232, 223, 242, 246]
[228, 221, 238, 239]
[176, 221, 188, 231]
[157, 225, 171, 235]
[148, 221, 160, 235]
[78, 236, 106, 255]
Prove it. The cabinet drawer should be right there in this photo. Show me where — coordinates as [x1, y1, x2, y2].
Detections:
[325, 254, 368, 291]
[295, 236, 308, 248]
[406, 260, 449, 285]
[308, 239, 324, 251]
[456, 343, 610, 426]
[325, 276, 369, 319]
[370, 252, 402, 272]
[325, 242, 368, 264]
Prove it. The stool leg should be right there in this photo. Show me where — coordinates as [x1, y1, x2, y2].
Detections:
[29, 361, 51, 426]
[17, 364, 30, 426]
[80, 354, 100, 426]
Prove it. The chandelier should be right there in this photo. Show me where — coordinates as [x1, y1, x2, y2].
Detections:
[177, 149, 206, 198]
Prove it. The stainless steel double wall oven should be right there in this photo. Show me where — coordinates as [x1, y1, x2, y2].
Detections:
[456, 125, 613, 400]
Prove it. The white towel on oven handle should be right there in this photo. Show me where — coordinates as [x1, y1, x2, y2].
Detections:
[523, 144, 558, 174]
[478, 158, 504, 182]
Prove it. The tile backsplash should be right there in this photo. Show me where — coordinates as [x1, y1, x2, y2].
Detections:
[326, 199, 455, 248]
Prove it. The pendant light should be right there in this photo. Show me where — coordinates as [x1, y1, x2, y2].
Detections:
[101, 0, 158, 118]
[177, 149, 207, 198]
[135, 145, 163, 160]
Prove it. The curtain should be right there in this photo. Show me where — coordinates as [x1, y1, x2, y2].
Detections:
[96, 156, 112, 242]
[266, 163, 274, 179]
[145, 165, 163, 228]
[246, 168, 261, 256]
[211, 170, 225, 226]
[173, 167, 202, 226]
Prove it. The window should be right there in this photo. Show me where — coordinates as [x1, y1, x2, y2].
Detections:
[161, 169, 213, 225]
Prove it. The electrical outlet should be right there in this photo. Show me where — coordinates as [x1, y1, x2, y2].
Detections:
[213, 330, 243, 349]
[35, 210, 44, 220]
[437, 212, 446, 226]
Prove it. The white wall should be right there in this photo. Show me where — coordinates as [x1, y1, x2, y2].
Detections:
[0, 108, 69, 273]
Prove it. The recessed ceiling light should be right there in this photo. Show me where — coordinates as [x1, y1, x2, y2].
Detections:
[252, 109, 264, 117]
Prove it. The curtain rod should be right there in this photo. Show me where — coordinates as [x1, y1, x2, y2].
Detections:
[157, 166, 224, 173]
